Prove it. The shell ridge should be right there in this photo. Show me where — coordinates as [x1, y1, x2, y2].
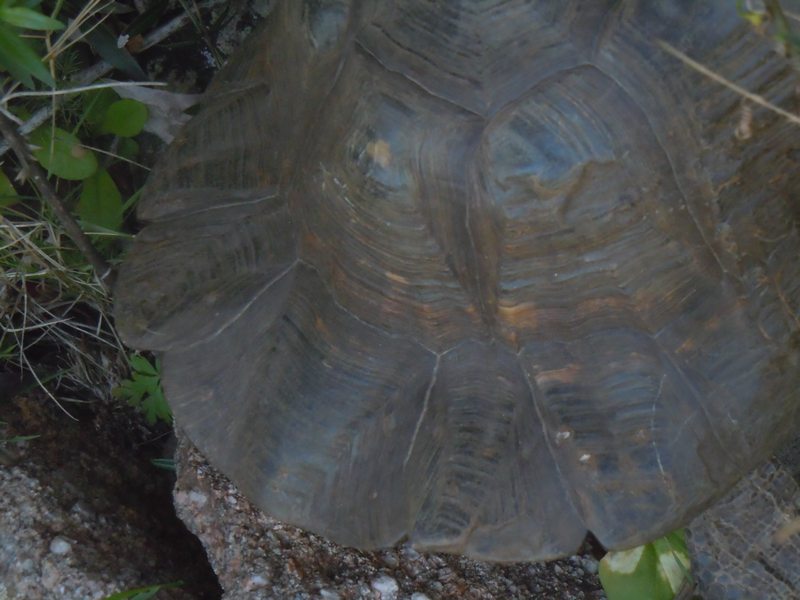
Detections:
[403, 353, 441, 468]
[143, 188, 281, 223]
[353, 36, 486, 117]
[182, 259, 298, 350]
[516, 348, 587, 532]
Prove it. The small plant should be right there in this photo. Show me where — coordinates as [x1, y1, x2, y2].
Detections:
[1, 1, 153, 409]
[23, 89, 149, 234]
[737, 0, 800, 65]
[114, 353, 171, 425]
[599, 530, 692, 600]
[102, 581, 183, 600]
[150, 457, 175, 471]
[0, 0, 64, 88]
[0, 420, 40, 444]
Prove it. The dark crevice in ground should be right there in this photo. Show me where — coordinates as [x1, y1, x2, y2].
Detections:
[0, 382, 222, 598]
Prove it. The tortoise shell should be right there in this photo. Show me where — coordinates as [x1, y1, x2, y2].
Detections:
[115, 0, 800, 561]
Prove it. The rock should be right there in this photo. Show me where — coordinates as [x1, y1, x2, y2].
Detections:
[580, 557, 599, 575]
[371, 575, 399, 598]
[49, 537, 73, 555]
[173, 432, 605, 599]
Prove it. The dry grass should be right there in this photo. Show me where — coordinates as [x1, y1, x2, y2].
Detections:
[0, 208, 127, 414]
[0, 0, 232, 414]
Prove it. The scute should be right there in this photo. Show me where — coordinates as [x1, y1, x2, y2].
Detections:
[115, 0, 800, 561]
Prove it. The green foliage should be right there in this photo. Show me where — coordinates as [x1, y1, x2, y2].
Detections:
[117, 137, 140, 162]
[0, 0, 63, 88]
[18, 94, 149, 232]
[599, 530, 691, 600]
[0, 4, 63, 30]
[737, 0, 767, 26]
[82, 88, 124, 129]
[0, 341, 17, 361]
[80, 15, 146, 80]
[30, 126, 99, 180]
[0, 22, 52, 87]
[100, 99, 149, 137]
[114, 354, 172, 425]
[738, 0, 800, 62]
[78, 169, 123, 231]
[0, 169, 19, 208]
[150, 457, 176, 471]
[0, 1, 159, 426]
[102, 581, 183, 600]
[0, 420, 40, 444]
[1, 433, 41, 443]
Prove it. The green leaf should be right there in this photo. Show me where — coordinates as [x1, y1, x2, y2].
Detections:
[129, 354, 158, 376]
[82, 87, 120, 129]
[82, 23, 146, 80]
[599, 530, 691, 600]
[150, 458, 176, 471]
[0, 169, 20, 209]
[0, 6, 64, 30]
[6, 1, 47, 9]
[776, 29, 800, 53]
[652, 530, 692, 594]
[100, 99, 148, 137]
[117, 137, 139, 161]
[30, 126, 98, 180]
[114, 354, 171, 425]
[102, 581, 183, 600]
[1, 433, 40, 443]
[78, 169, 123, 231]
[0, 22, 53, 87]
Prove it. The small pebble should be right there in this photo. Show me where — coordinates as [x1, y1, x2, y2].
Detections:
[371, 575, 399, 599]
[581, 557, 599, 575]
[49, 537, 72, 555]
[381, 552, 399, 569]
[188, 491, 207, 507]
[247, 574, 268, 589]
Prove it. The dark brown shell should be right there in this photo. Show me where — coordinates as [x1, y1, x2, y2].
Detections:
[115, 0, 800, 561]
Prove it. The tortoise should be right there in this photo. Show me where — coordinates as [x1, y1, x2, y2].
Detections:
[115, 0, 800, 569]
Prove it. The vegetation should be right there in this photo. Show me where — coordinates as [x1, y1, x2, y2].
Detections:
[101, 581, 184, 600]
[600, 531, 691, 600]
[114, 353, 170, 425]
[0, 0, 162, 422]
[0, 1, 230, 595]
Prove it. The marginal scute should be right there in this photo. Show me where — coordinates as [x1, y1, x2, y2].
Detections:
[164, 264, 438, 549]
[115, 0, 800, 561]
[408, 341, 585, 560]
[115, 196, 296, 351]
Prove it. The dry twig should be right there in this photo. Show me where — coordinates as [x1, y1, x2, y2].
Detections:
[659, 41, 800, 127]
